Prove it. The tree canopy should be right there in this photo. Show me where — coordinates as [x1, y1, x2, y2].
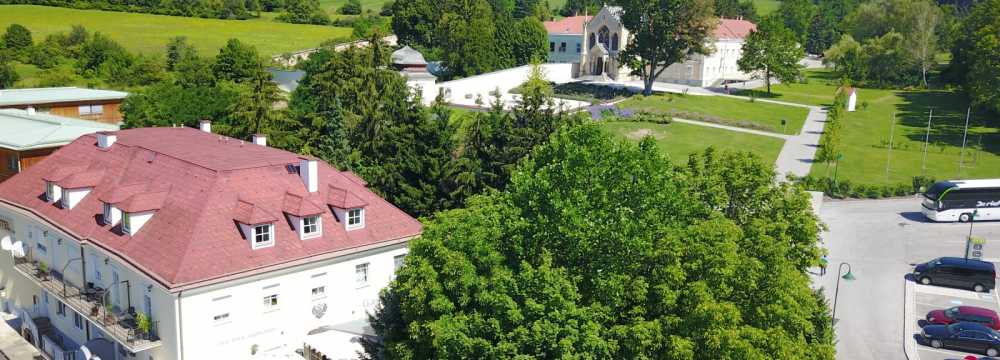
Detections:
[366, 124, 834, 359]
[950, 0, 1000, 112]
[738, 17, 804, 94]
[616, 0, 717, 96]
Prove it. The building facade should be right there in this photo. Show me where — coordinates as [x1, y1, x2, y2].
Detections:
[543, 16, 591, 64]
[577, 6, 756, 87]
[0, 87, 128, 124]
[0, 109, 119, 182]
[0, 125, 421, 359]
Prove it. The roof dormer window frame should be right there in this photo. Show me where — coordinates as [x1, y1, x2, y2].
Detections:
[122, 211, 132, 235]
[346, 208, 364, 230]
[252, 223, 275, 249]
[45, 181, 59, 202]
[300, 216, 321, 240]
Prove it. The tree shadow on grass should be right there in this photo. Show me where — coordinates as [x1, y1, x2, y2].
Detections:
[895, 91, 1000, 156]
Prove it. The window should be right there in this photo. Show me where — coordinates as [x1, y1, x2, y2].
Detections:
[311, 286, 325, 299]
[213, 313, 230, 323]
[559, 42, 567, 52]
[73, 312, 83, 329]
[598, 26, 610, 49]
[36, 242, 47, 255]
[347, 208, 363, 228]
[45, 182, 55, 201]
[57, 301, 66, 316]
[78, 104, 104, 116]
[253, 224, 273, 248]
[576, 43, 581, 53]
[102, 202, 112, 225]
[394, 254, 406, 273]
[6, 153, 16, 172]
[611, 33, 620, 51]
[549, 42, 555, 52]
[60, 189, 70, 209]
[302, 216, 320, 238]
[355, 263, 369, 287]
[122, 212, 131, 234]
[262, 294, 279, 310]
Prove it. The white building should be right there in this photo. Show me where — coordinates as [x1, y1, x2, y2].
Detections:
[0, 125, 422, 359]
[578, 6, 757, 87]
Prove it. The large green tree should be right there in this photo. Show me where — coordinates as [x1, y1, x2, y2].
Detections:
[617, 0, 717, 96]
[213, 38, 262, 83]
[738, 17, 804, 94]
[2, 24, 32, 53]
[951, 0, 1000, 112]
[437, 0, 498, 78]
[366, 124, 833, 359]
[278, 0, 330, 24]
[0, 60, 18, 89]
[778, 0, 816, 44]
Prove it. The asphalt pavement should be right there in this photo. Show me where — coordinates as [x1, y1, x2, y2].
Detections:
[817, 197, 1000, 360]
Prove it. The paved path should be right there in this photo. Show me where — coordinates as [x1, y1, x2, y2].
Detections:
[774, 106, 827, 178]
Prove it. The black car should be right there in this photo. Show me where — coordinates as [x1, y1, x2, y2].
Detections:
[922, 322, 1000, 356]
[914, 257, 996, 293]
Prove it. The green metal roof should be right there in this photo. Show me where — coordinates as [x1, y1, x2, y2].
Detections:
[0, 108, 119, 151]
[0, 87, 128, 107]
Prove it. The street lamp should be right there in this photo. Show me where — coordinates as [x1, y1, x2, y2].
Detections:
[832, 262, 855, 325]
[965, 209, 979, 260]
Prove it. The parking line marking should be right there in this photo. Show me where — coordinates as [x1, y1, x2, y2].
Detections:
[915, 284, 988, 300]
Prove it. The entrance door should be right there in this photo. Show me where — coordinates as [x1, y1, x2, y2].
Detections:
[593, 57, 604, 75]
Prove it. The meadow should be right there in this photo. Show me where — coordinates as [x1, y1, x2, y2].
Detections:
[618, 93, 809, 134]
[601, 120, 785, 164]
[739, 69, 1000, 184]
[0, 5, 351, 56]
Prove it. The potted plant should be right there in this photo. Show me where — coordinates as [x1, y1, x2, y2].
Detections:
[90, 304, 99, 317]
[37, 261, 49, 279]
[104, 302, 115, 324]
[136, 312, 150, 339]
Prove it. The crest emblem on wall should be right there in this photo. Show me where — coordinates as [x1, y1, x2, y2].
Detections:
[312, 303, 327, 319]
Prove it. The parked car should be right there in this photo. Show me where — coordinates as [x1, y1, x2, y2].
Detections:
[922, 322, 1000, 356]
[913, 257, 996, 292]
[928, 306, 1000, 330]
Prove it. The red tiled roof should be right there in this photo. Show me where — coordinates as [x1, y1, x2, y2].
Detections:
[41, 166, 88, 182]
[544, 16, 592, 35]
[282, 192, 325, 217]
[714, 18, 757, 40]
[0, 127, 422, 290]
[57, 170, 104, 189]
[116, 191, 168, 213]
[327, 185, 368, 209]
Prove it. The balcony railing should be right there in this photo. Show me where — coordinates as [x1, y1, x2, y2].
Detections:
[12, 248, 162, 352]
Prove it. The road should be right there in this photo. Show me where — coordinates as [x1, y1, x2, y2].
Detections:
[818, 198, 1000, 360]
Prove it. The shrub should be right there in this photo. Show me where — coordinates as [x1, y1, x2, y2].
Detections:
[339, 0, 362, 14]
[795, 175, 934, 199]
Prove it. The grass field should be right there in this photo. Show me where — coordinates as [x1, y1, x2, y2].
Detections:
[0, 5, 351, 56]
[753, 0, 781, 16]
[737, 69, 1000, 184]
[318, 0, 391, 15]
[601, 121, 785, 164]
[618, 93, 809, 134]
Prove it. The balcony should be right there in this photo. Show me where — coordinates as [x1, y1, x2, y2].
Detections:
[11, 249, 162, 353]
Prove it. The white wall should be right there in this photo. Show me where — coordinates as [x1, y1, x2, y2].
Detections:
[434, 64, 575, 109]
[63, 188, 91, 210]
[177, 244, 408, 358]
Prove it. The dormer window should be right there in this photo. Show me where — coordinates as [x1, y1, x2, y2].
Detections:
[60, 188, 70, 209]
[301, 216, 321, 239]
[45, 182, 60, 202]
[347, 208, 364, 229]
[102, 202, 112, 225]
[253, 224, 274, 249]
[122, 212, 132, 234]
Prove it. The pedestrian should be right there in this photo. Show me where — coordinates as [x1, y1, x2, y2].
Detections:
[819, 255, 829, 276]
[724, 83, 729, 94]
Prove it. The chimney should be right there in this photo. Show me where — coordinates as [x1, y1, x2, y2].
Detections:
[199, 120, 212, 133]
[96, 132, 117, 149]
[26, 107, 36, 116]
[299, 157, 318, 193]
[252, 134, 267, 146]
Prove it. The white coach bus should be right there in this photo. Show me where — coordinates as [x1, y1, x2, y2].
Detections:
[922, 179, 1000, 222]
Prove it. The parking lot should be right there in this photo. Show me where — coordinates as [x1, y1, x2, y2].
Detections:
[818, 197, 1000, 360]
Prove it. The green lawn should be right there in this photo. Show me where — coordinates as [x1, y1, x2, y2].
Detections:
[753, 0, 781, 16]
[618, 93, 809, 134]
[0, 5, 351, 56]
[601, 121, 785, 164]
[740, 69, 1000, 185]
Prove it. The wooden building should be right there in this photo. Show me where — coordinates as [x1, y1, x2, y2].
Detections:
[0, 108, 118, 182]
[0, 87, 128, 124]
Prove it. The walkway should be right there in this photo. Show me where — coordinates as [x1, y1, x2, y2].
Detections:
[0, 312, 41, 360]
[670, 118, 790, 140]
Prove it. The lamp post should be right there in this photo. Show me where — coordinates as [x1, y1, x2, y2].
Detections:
[832, 262, 855, 325]
[965, 209, 979, 260]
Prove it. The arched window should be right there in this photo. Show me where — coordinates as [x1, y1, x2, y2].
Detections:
[611, 33, 620, 51]
[598, 26, 610, 49]
[588, 33, 596, 50]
